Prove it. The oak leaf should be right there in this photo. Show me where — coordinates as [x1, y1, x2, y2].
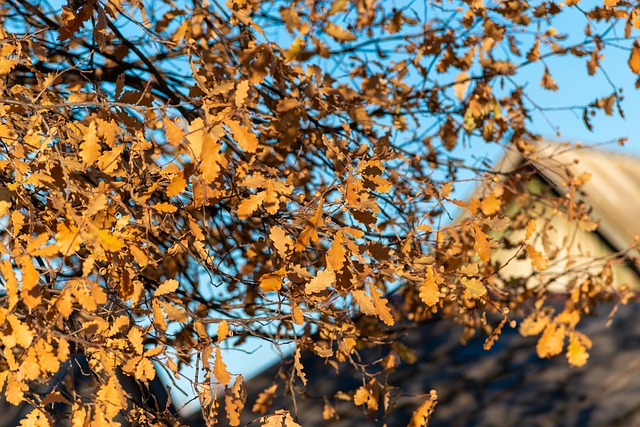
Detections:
[461, 277, 487, 299]
[214, 347, 231, 385]
[155, 278, 179, 296]
[419, 266, 442, 306]
[218, 320, 230, 343]
[526, 245, 549, 270]
[305, 268, 336, 294]
[227, 119, 258, 153]
[629, 41, 640, 74]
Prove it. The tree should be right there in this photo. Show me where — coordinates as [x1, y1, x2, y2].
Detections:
[0, 0, 638, 425]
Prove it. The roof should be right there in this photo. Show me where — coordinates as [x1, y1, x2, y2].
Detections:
[236, 303, 640, 427]
[497, 141, 640, 254]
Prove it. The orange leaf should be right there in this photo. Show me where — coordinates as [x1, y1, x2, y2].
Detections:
[218, 320, 230, 343]
[419, 266, 442, 306]
[326, 230, 346, 271]
[369, 284, 395, 326]
[214, 347, 231, 385]
[629, 41, 640, 74]
[480, 193, 500, 216]
[79, 121, 101, 166]
[526, 245, 549, 270]
[270, 226, 293, 259]
[536, 321, 566, 358]
[524, 219, 536, 241]
[472, 222, 493, 262]
[294, 347, 307, 385]
[155, 279, 179, 296]
[461, 277, 486, 299]
[259, 269, 286, 292]
[227, 119, 258, 153]
[237, 192, 266, 219]
[305, 268, 335, 294]
[325, 22, 356, 42]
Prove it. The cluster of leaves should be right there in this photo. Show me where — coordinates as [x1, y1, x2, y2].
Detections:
[0, 0, 638, 426]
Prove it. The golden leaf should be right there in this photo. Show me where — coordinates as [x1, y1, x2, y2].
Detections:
[524, 219, 536, 241]
[19, 408, 51, 427]
[536, 322, 566, 358]
[0, 259, 19, 310]
[71, 404, 87, 427]
[419, 266, 442, 306]
[291, 302, 304, 325]
[200, 125, 225, 184]
[353, 380, 379, 411]
[483, 318, 507, 351]
[227, 119, 258, 153]
[153, 202, 177, 213]
[235, 80, 250, 107]
[225, 375, 246, 426]
[135, 357, 156, 382]
[260, 269, 286, 293]
[352, 289, 377, 316]
[472, 222, 492, 262]
[214, 347, 231, 385]
[461, 277, 486, 299]
[96, 376, 126, 418]
[294, 347, 307, 385]
[19, 256, 41, 309]
[128, 327, 145, 354]
[519, 311, 550, 336]
[6, 373, 28, 405]
[270, 226, 293, 259]
[408, 390, 438, 427]
[369, 284, 395, 326]
[353, 386, 373, 407]
[79, 121, 101, 166]
[237, 192, 266, 219]
[155, 278, 179, 296]
[5, 314, 35, 348]
[295, 199, 325, 251]
[526, 245, 549, 270]
[325, 22, 357, 41]
[629, 41, 640, 74]
[323, 401, 337, 420]
[152, 300, 167, 332]
[167, 172, 187, 197]
[96, 229, 125, 252]
[480, 193, 500, 216]
[11, 209, 24, 236]
[218, 319, 230, 343]
[567, 332, 592, 367]
[327, 230, 346, 271]
[261, 411, 302, 427]
[305, 268, 335, 294]
[163, 117, 185, 145]
[252, 384, 277, 414]
[55, 222, 82, 256]
[158, 300, 189, 323]
[21, 347, 41, 381]
[454, 71, 470, 100]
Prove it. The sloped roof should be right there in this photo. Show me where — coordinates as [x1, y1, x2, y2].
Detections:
[497, 141, 640, 254]
[235, 303, 640, 427]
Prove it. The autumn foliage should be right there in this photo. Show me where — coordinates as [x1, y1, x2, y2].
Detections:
[0, 0, 639, 426]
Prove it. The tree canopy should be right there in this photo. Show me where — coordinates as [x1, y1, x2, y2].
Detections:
[0, 0, 638, 426]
